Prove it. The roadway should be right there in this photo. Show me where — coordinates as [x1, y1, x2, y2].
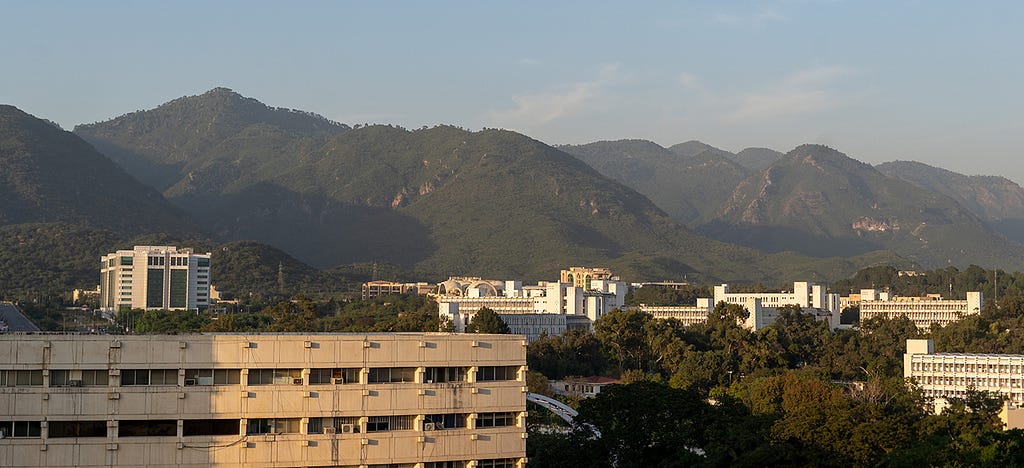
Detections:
[0, 301, 41, 332]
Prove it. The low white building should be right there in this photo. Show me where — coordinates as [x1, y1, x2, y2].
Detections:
[640, 281, 841, 331]
[435, 275, 626, 341]
[862, 291, 982, 328]
[550, 376, 618, 399]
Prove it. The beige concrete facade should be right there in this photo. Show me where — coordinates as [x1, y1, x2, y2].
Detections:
[0, 333, 526, 468]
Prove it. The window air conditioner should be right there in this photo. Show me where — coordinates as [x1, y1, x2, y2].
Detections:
[184, 378, 197, 386]
[332, 377, 345, 384]
[423, 423, 436, 431]
[323, 426, 337, 434]
[68, 380, 83, 387]
[340, 424, 355, 434]
[292, 378, 304, 385]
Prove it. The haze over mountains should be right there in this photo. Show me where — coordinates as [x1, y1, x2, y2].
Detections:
[72, 88, 888, 284]
[565, 139, 1024, 271]
[6, 87, 1024, 296]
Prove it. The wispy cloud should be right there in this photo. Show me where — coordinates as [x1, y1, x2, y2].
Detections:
[721, 65, 855, 123]
[488, 64, 620, 126]
[678, 71, 700, 90]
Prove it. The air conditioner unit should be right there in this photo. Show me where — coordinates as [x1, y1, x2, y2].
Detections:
[332, 377, 346, 384]
[184, 378, 197, 386]
[68, 380, 83, 387]
[423, 423, 436, 431]
[292, 378, 304, 385]
[323, 426, 337, 435]
[340, 424, 355, 434]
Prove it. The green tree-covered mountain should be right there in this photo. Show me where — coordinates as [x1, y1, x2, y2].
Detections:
[0, 105, 195, 233]
[75, 87, 348, 192]
[560, 139, 750, 225]
[698, 144, 1024, 270]
[877, 160, 1024, 243]
[72, 90, 897, 283]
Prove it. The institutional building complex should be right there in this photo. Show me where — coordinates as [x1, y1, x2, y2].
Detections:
[639, 282, 842, 331]
[861, 291, 983, 328]
[435, 269, 626, 341]
[0, 333, 526, 468]
[905, 338, 1024, 413]
[99, 246, 212, 313]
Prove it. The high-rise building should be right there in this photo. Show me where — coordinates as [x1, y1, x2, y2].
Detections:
[99, 246, 211, 312]
[0, 333, 527, 467]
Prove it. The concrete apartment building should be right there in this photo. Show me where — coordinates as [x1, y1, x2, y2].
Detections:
[435, 274, 626, 341]
[99, 246, 212, 313]
[361, 281, 433, 300]
[637, 281, 841, 331]
[0, 333, 526, 468]
[861, 291, 983, 328]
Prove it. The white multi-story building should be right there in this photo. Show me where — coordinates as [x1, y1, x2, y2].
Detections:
[861, 291, 982, 328]
[904, 338, 1024, 410]
[639, 281, 841, 330]
[0, 333, 526, 468]
[639, 299, 714, 326]
[435, 275, 626, 341]
[99, 246, 211, 313]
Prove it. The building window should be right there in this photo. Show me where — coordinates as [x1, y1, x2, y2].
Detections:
[184, 369, 241, 386]
[146, 269, 164, 308]
[367, 367, 416, 384]
[1, 370, 43, 387]
[425, 367, 467, 383]
[119, 420, 176, 437]
[48, 421, 107, 438]
[197, 258, 210, 268]
[121, 369, 178, 386]
[476, 459, 518, 468]
[50, 370, 71, 387]
[82, 370, 109, 386]
[0, 421, 41, 438]
[120, 256, 133, 266]
[170, 269, 188, 308]
[476, 412, 517, 428]
[247, 369, 301, 385]
[246, 418, 300, 435]
[183, 419, 240, 436]
[476, 366, 518, 381]
[423, 413, 468, 430]
[309, 368, 360, 385]
[366, 415, 415, 432]
[423, 462, 469, 468]
[307, 416, 360, 434]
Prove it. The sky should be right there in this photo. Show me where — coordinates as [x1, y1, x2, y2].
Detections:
[3, 1, 1024, 182]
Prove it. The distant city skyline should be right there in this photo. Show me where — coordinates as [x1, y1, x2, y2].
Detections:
[2, 1, 1023, 182]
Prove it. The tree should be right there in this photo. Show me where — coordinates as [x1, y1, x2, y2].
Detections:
[466, 307, 510, 334]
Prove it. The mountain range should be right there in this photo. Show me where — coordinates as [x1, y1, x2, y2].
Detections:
[6, 87, 1024, 297]
[565, 138, 1024, 271]
[73, 89, 892, 283]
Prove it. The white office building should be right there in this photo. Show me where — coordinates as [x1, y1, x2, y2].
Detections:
[861, 291, 982, 328]
[905, 338, 1024, 411]
[435, 276, 626, 341]
[99, 246, 211, 313]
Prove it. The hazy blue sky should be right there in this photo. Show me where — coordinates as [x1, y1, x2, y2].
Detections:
[3, 1, 1023, 181]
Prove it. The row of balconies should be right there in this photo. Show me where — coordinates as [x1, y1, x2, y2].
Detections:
[0, 428, 526, 468]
